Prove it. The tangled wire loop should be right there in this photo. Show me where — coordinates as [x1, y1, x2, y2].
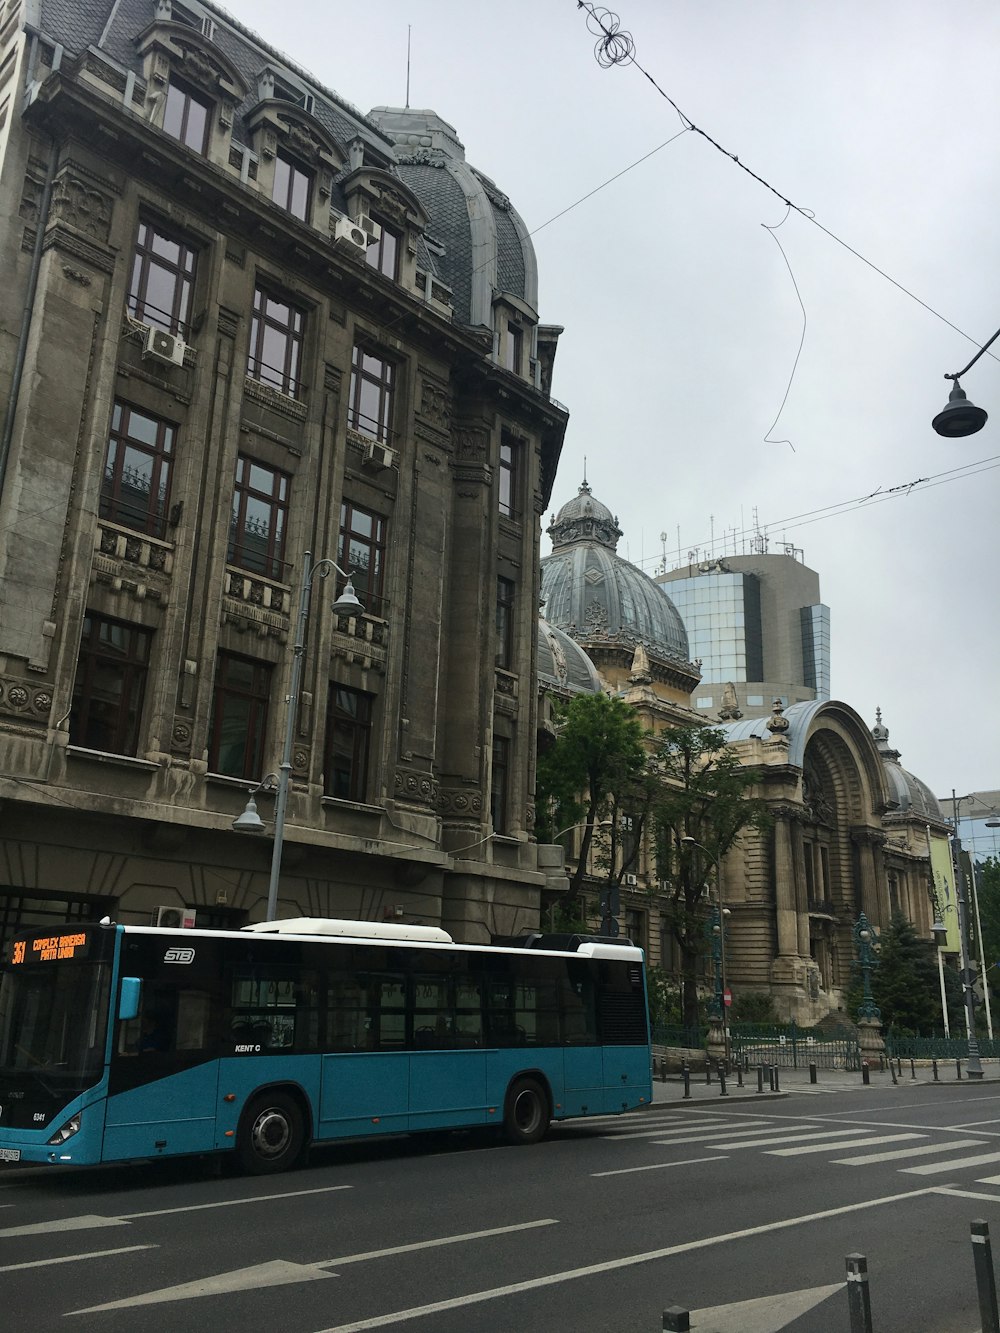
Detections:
[585, 6, 635, 67]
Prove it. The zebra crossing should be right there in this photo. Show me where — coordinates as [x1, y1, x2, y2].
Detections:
[597, 1105, 1000, 1190]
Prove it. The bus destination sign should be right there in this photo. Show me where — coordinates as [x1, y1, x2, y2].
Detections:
[11, 932, 90, 965]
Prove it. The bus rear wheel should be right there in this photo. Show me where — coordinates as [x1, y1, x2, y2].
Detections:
[503, 1077, 548, 1145]
[237, 1091, 304, 1174]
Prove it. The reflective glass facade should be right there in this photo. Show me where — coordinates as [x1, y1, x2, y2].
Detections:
[800, 603, 831, 698]
[664, 572, 763, 684]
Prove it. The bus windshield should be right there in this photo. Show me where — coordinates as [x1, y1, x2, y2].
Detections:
[0, 960, 111, 1085]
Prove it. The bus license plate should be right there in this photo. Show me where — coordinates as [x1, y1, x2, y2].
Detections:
[0, 1148, 21, 1162]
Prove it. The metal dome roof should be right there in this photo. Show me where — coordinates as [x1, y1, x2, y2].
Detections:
[537, 619, 603, 694]
[541, 481, 691, 663]
[871, 708, 943, 821]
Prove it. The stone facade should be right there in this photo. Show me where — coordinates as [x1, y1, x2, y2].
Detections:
[0, 3, 566, 950]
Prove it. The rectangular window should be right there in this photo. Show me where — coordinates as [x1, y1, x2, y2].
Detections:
[228, 455, 290, 580]
[495, 576, 515, 670]
[503, 322, 522, 374]
[490, 735, 510, 833]
[248, 285, 305, 398]
[338, 502, 386, 613]
[325, 684, 374, 802]
[365, 222, 400, 280]
[70, 613, 152, 756]
[209, 653, 271, 779]
[101, 402, 175, 538]
[347, 343, 394, 443]
[162, 79, 211, 154]
[272, 152, 312, 221]
[127, 221, 197, 336]
[498, 435, 521, 519]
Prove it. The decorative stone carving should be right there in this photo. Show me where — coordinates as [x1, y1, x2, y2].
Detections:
[51, 172, 113, 244]
[420, 376, 451, 428]
[436, 788, 483, 816]
[766, 697, 790, 736]
[455, 426, 488, 461]
[0, 678, 52, 722]
[393, 770, 436, 803]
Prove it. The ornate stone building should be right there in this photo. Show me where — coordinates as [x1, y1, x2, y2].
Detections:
[0, 1, 567, 951]
[540, 480, 947, 1021]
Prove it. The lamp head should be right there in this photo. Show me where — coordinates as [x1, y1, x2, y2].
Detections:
[931, 916, 948, 940]
[331, 577, 364, 615]
[932, 379, 988, 437]
[232, 794, 266, 834]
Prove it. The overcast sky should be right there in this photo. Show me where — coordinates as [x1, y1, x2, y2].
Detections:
[231, 0, 999, 804]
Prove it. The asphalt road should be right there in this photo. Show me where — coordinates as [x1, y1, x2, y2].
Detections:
[4, 1082, 1000, 1332]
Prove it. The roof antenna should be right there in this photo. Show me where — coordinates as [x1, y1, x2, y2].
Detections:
[405, 25, 411, 108]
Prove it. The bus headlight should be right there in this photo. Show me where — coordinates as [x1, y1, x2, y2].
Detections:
[47, 1113, 82, 1145]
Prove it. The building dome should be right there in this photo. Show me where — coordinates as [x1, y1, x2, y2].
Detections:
[871, 708, 943, 821]
[367, 107, 536, 328]
[541, 481, 692, 665]
[537, 618, 603, 695]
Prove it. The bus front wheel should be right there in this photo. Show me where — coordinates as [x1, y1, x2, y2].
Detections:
[503, 1077, 548, 1145]
[236, 1091, 304, 1174]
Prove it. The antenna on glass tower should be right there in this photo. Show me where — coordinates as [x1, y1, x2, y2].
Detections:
[405, 26, 412, 108]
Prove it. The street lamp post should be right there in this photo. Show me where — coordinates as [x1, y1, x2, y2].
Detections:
[681, 836, 729, 1068]
[232, 551, 363, 921]
[951, 790, 984, 1078]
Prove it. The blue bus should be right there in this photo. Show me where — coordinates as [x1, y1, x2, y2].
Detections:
[0, 917, 652, 1173]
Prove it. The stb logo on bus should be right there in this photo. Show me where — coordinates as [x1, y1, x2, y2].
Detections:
[163, 947, 195, 965]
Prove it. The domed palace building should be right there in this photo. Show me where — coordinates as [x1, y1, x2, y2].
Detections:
[540, 482, 950, 1022]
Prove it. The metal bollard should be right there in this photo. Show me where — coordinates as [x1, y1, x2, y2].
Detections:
[736, 1064, 744, 1088]
[773, 1064, 780, 1093]
[757, 1064, 764, 1094]
[896, 1057, 903, 1078]
[682, 1063, 691, 1100]
[890, 1058, 898, 1086]
[809, 1061, 817, 1085]
[845, 1253, 874, 1333]
[663, 1307, 691, 1333]
[705, 1062, 712, 1085]
[862, 1059, 870, 1086]
[718, 1063, 728, 1097]
[971, 1220, 1000, 1333]
[958, 1059, 963, 1080]
[932, 1059, 939, 1081]
[910, 1058, 917, 1081]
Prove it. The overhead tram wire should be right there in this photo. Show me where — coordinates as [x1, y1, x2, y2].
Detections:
[633, 454, 1000, 571]
[575, 1, 1000, 366]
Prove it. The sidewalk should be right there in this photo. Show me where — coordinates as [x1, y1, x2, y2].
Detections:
[649, 1061, 1000, 1104]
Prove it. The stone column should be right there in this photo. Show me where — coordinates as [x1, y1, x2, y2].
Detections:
[853, 828, 881, 924]
[774, 814, 799, 958]
[791, 818, 811, 959]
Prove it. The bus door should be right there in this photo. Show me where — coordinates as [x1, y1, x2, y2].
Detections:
[408, 972, 487, 1128]
[105, 939, 221, 1160]
[318, 971, 409, 1137]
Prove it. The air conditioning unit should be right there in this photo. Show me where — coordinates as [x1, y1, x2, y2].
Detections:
[362, 438, 395, 471]
[333, 214, 368, 253]
[142, 325, 185, 367]
[154, 906, 197, 929]
[625, 873, 639, 887]
[357, 213, 382, 245]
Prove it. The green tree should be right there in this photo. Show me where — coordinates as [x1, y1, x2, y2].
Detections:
[535, 692, 647, 904]
[973, 857, 1000, 987]
[649, 723, 770, 1028]
[871, 910, 943, 1035]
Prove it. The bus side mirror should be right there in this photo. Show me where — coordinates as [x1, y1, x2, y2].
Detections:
[118, 977, 142, 1022]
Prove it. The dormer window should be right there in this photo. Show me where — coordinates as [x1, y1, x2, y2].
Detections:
[502, 321, 522, 375]
[163, 78, 212, 155]
[272, 152, 312, 221]
[365, 221, 400, 280]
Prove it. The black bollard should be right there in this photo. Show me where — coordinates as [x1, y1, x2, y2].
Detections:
[896, 1057, 903, 1079]
[682, 1063, 691, 1100]
[932, 1059, 939, 1082]
[663, 1307, 691, 1333]
[845, 1253, 874, 1333]
[910, 1058, 917, 1081]
[809, 1061, 817, 1084]
[718, 1063, 728, 1097]
[757, 1065, 764, 1094]
[736, 1064, 744, 1088]
[862, 1060, 870, 1086]
[971, 1220, 1000, 1333]
[773, 1064, 780, 1093]
[705, 1062, 712, 1086]
[890, 1058, 898, 1086]
[958, 1059, 963, 1080]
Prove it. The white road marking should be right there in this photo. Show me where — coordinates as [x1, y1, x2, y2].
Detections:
[700, 1128, 882, 1150]
[686, 1282, 845, 1332]
[69, 1220, 560, 1313]
[621, 1123, 818, 1147]
[0, 1184, 351, 1239]
[310, 1187, 941, 1333]
[903, 1151, 1000, 1176]
[834, 1140, 987, 1166]
[0, 1244, 156, 1272]
[769, 1134, 924, 1156]
[607, 1118, 780, 1141]
[933, 1186, 1000, 1204]
[592, 1155, 729, 1178]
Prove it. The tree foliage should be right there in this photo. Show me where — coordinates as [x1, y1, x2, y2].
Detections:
[973, 857, 1000, 986]
[535, 692, 647, 902]
[868, 910, 953, 1036]
[649, 724, 770, 1028]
